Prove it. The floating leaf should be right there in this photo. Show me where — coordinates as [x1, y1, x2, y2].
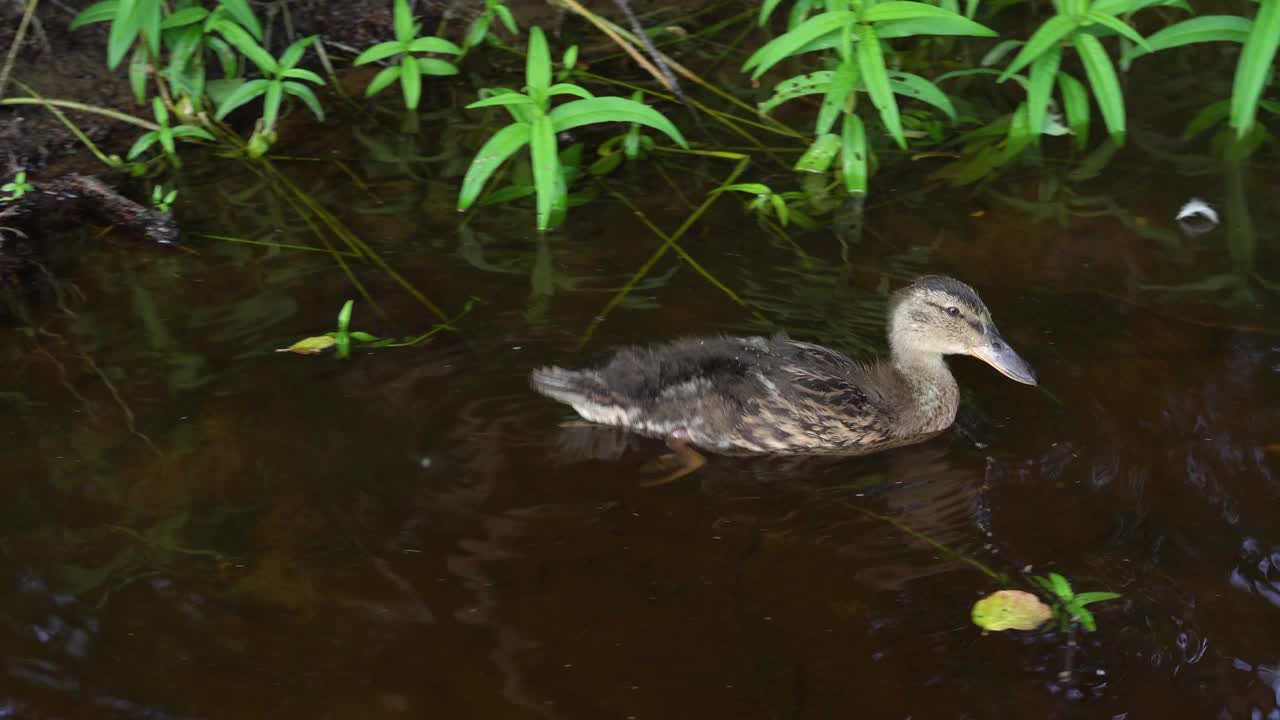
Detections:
[972, 590, 1053, 632]
[277, 336, 337, 355]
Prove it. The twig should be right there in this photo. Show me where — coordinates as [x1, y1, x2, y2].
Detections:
[0, 0, 39, 100]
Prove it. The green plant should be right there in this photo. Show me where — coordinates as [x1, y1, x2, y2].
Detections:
[1032, 572, 1121, 633]
[0, 171, 34, 202]
[152, 185, 178, 212]
[1122, 0, 1280, 140]
[462, 0, 519, 52]
[129, 97, 215, 167]
[213, 32, 325, 155]
[457, 26, 688, 232]
[713, 182, 817, 228]
[745, 0, 996, 194]
[354, 0, 462, 110]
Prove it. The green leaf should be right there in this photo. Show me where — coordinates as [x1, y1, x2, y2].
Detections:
[742, 11, 856, 79]
[794, 132, 841, 172]
[856, 24, 905, 150]
[888, 70, 956, 121]
[283, 82, 324, 121]
[495, 4, 518, 34]
[336, 299, 354, 332]
[548, 97, 688, 148]
[140, 0, 161, 59]
[981, 39, 1024, 67]
[417, 58, 458, 76]
[278, 34, 317, 71]
[1048, 573, 1074, 600]
[127, 131, 159, 159]
[364, 66, 401, 97]
[107, 0, 141, 70]
[874, 15, 1001, 38]
[458, 122, 531, 210]
[1073, 606, 1098, 632]
[169, 125, 216, 140]
[70, 1, 119, 30]
[400, 55, 421, 109]
[759, 0, 786, 25]
[529, 114, 562, 231]
[841, 113, 867, 194]
[999, 15, 1075, 82]
[464, 16, 490, 50]
[217, 0, 262, 39]
[1074, 32, 1126, 144]
[409, 36, 462, 54]
[161, 7, 208, 29]
[1183, 98, 1230, 139]
[217, 22, 277, 74]
[546, 83, 594, 100]
[165, 25, 201, 89]
[129, 43, 149, 104]
[817, 59, 859, 135]
[282, 68, 324, 84]
[262, 80, 283, 130]
[863, 1, 996, 36]
[526, 26, 552, 94]
[716, 183, 773, 195]
[1074, 591, 1121, 606]
[1122, 16, 1252, 66]
[354, 41, 406, 66]
[1092, 0, 1190, 14]
[758, 71, 833, 115]
[1056, 71, 1090, 149]
[1025, 44, 1061, 135]
[1230, 0, 1280, 138]
[214, 77, 270, 119]
[467, 93, 536, 109]
[392, 0, 414, 43]
[1084, 10, 1151, 51]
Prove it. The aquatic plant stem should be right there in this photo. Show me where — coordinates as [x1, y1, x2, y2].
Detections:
[0, 0, 38, 100]
[839, 500, 1008, 583]
[576, 154, 751, 349]
[560, 0, 681, 100]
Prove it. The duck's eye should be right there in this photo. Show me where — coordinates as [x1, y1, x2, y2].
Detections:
[946, 306, 961, 317]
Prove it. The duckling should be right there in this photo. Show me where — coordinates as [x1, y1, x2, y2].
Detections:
[531, 275, 1036, 475]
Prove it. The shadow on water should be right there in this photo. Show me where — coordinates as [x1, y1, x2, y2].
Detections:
[4, 61, 1280, 720]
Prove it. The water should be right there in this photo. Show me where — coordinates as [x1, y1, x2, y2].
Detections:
[3, 77, 1280, 719]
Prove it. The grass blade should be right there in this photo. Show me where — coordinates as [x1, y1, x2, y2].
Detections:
[1074, 33, 1126, 144]
[1230, 0, 1280, 138]
[856, 24, 905, 149]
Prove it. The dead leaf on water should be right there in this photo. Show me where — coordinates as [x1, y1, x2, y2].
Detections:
[972, 589, 1052, 632]
[276, 336, 336, 355]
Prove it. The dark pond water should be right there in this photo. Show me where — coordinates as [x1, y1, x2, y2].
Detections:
[4, 70, 1280, 720]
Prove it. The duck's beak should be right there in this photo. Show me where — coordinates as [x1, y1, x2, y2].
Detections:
[969, 330, 1037, 386]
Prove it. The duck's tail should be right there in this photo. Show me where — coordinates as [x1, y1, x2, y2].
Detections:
[530, 366, 634, 426]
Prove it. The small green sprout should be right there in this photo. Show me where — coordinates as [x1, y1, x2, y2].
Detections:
[1, 171, 35, 202]
[1032, 572, 1122, 633]
[152, 185, 178, 213]
[354, 0, 462, 110]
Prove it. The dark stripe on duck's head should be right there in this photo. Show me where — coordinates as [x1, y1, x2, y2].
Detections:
[891, 275, 989, 317]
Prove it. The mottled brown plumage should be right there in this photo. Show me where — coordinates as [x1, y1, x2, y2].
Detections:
[531, 275, 1037, 456]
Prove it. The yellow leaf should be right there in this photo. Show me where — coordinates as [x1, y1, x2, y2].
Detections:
[972, 589, 1052, 632]
[276, 336, 336, 355]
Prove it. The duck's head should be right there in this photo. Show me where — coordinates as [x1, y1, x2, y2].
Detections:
[888, 275, 1037, 385]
